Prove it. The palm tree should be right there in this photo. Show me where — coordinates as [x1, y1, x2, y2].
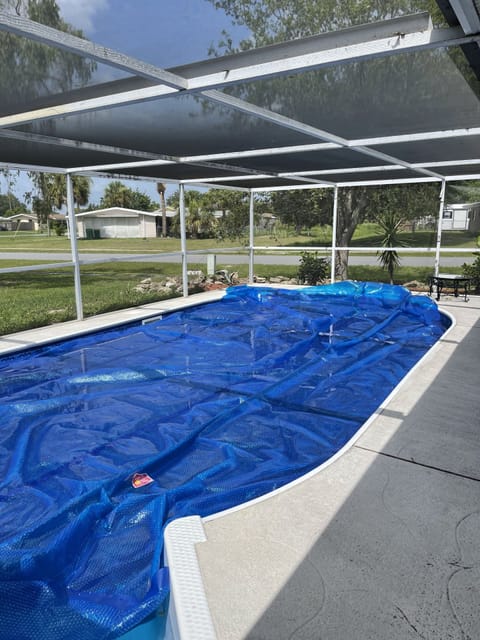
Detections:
[100, 180, 131, 208]
[156, 182, 167, 237]
[376, 211, 406, 284]
[72, 176, 91, 212]
[50, 174, 91, 212]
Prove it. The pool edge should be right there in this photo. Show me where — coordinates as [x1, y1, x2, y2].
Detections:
[164, 516, 217, 640]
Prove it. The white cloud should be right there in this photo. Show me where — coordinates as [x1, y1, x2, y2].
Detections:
[56, 0, 109, 34]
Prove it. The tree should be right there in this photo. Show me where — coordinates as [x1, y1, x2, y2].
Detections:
[169, 196, 217, 239]
[0, 193, 27, 217]
[0, 1, 96, 226]
[50, 174, 91, 211]
[166, 189, 205, 209]
[156, 183, 168, 237]
[129, 190, 157, 211]
[30, 173, 55, 225]
[167, 188, 251, 240]
[100, 181, 156, 210]
[100, 181, 131, 208]
[0, 0, 96, 104]
[207, 0, 446, 278]
[446, 180, 480, 205]
[28, 173, 92, 224]
[271, 189, 331, 234]
[202, 189, 251, 240]
[366, 183, 439, 224]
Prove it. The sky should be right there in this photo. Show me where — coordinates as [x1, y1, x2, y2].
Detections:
[4, 0, 250, 210]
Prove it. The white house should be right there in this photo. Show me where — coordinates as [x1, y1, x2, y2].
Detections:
[0, 212, 39, 232]
[75, 207, 176, 239]
[442, 202, 480, 232]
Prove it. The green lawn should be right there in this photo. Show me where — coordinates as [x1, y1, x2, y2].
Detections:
[0, 223, 475, 336]
[0, 233, 232, 253]
[0, 226, 477, 253]
[277, 226, 478, 251]
[0, 255, 466, 336]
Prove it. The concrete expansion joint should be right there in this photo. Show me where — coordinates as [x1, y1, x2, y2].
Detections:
[354, 445, 480, 483]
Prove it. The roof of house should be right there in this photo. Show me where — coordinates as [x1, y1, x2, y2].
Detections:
[76, 207, 161, 219]
[4, 213, 38, 221]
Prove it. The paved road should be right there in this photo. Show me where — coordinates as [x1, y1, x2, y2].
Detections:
[0, 251, 474, 268]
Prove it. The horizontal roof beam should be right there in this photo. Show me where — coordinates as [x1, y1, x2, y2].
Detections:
[1, 128, 328, 186]
[0, 10, 188, 89]
[251, 177, 441, 191]
[0, 84, 178, 129]
[154, 127, 480, 165]
[352, 126, 480, 146]
[14, 123, 480, 168]
[0, 128, 170, 161]
[187, 18, 475, 89]
[0, 13, 478, 129]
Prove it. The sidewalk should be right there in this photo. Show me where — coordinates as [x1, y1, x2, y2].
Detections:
[195, 295, 480, 639]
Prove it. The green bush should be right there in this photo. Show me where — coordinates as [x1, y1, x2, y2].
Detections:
[462, 253, 480, 294]
[53, 221, 67, 236]
[297, 251, 329, 285]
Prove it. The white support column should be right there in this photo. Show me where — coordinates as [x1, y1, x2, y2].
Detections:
[248, 191, 255, 284]
[179, 184, 188, 297]
[434, 180, 446, 277]
[66, 173, 83, 320]
[330, 186, 339, 284]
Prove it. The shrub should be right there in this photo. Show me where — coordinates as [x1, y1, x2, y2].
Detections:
[462, 253, 480, 294]
[297, 251, 329, 285]
[53, 221, 67, 236]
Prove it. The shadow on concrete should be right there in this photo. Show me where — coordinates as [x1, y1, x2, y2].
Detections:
[243, 315, 480, 639]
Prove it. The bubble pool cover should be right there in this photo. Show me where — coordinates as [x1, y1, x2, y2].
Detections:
[0, 283, 448, 640]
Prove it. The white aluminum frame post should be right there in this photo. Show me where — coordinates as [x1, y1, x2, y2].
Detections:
[66, 173, 84, 320]
[434, 179, 447, 277]
[179, 184, 189, 297]
[249, 191, 255, 284]
[330, 186, 339, 283]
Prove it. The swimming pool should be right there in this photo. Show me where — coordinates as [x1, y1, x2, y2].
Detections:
[0, 283, 448, 640]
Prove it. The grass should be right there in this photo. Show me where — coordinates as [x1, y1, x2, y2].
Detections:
[0, 223, 474, 335]
[1, 226, 478, 254]
[277, 227, 478, 252]
[0, 256, 465, 336]
[0, 262, 186, 335]
[0, 233, 232, 253]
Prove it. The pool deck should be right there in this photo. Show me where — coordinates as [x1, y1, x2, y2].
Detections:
[195, 294, 480, 639]
[1, 289, 478, 639]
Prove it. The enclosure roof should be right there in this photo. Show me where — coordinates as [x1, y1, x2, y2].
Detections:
[1, 1, 480, 191]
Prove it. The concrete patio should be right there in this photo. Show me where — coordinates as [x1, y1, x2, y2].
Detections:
[195, 295, 480, 639]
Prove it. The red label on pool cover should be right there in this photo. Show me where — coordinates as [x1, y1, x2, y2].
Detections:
[132, 472, 154, 488]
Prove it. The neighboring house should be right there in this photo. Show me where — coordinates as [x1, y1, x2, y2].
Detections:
[442, 202, 480, 232]
[0, 213, 39, 231]
[75, 207, 176, 239]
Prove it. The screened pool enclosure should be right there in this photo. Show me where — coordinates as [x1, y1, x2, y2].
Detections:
[0, 2, 480, 639]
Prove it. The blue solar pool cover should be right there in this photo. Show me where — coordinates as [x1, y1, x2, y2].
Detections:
[0, 283, 448, 639]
